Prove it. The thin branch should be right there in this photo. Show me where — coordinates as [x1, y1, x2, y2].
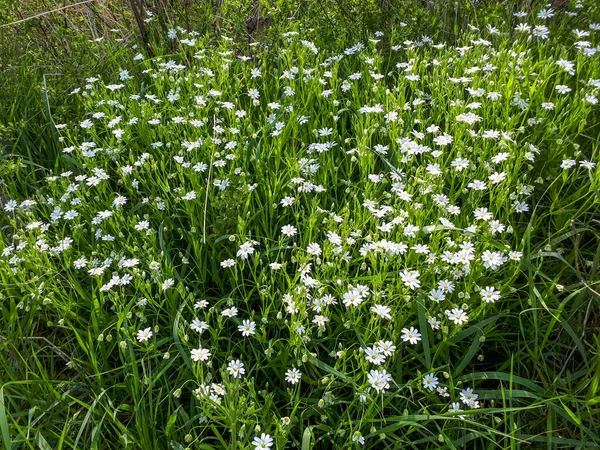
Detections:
[24, 337, 71, 363]
[203, 115, 216, 245]
[0, 0, 98, 28]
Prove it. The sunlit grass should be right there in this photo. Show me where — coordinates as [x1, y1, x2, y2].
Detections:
[1, 2, 599, 449]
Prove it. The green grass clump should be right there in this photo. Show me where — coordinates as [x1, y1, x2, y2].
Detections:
[1, 2, 600, 449]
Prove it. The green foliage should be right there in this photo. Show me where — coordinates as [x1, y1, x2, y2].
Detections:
[1, 0, 600, 449]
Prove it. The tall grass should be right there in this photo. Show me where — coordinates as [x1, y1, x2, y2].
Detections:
[1, 1, 599, 449]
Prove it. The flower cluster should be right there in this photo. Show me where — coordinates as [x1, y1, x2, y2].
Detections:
[2, 3, 599, 447]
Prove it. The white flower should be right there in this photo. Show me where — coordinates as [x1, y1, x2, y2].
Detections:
[313, 315, 329, 327]
[367, 369, 392, 393]
[73, 257, 88, 269]
[480, 250, 507, 270]
[364, 346, 386, 365]
[491, 152, 509, 163]
[238, 319, 256, 336]
[280, 196, 295, 207]
[182, 190, 196, 200]
[370, 304, 392, 320]
[555, 85, 571, 94]
[3, 200, 17, 212]
[422, 373, 439, 390]
[480, 286, 501, 303]
[306, 242, 322, 256]
[252, 433, 273, 450]
[488, 171, 506, 184]
[538, 8, 553, 19]
[352, 431, 365, 445]
[400, 269, 421, 290]
[220, 258, 236, 268]
[113, 196, 127, 208]
[468, 180, 487, 191]
[191, 347, 211, 362]
[580, 160, 596, 170]
[343, 289, 364, 307]
[237, 242, 255, 259]
[221, 307, 238, 318]
[401, 327, 422, 344]
[428, 317, 441, 330]
[455, 112, 482, 125]
[376, 340, 396, 356]
[161, 278, 175, 291]
[191, 318, 209, 334]
[446, 308, 468, 325]
[509, 251, 523, 261]
[451, 157, 469, 171]
[428, 289, 445, 303]
[513, 201, 529, 213]
[88, 267, 105, 276]
[460, 387, 479, 407]
[437, 386, 450, 397]
[135, 220, 150, 231]
[285, 368, 302, 384]
[194, 300, 209, 309]
[136, 327, 153, 342]
[434, 133, 453, 146]
[449, 402, 465, 418]
[226, 360, 245, 378]
[584, 95, 598, 105]
[281, 224, 297, 237]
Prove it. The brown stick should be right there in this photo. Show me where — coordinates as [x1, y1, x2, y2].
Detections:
[128, 0, 151, 52]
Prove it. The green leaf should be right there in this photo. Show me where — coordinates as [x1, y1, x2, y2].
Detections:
[453, 330, 482, 377]
[0, 388, 11, 450]
[214, 234, 233, 245]
[170, 441, 185, 450]
[173, 304, 192, 369]
[559, 400, 581, 426]
[302, 425, 313, 450]
[448, 314, 502, 344]
[307, 355, 356, 386]
[456, 372, 544, 394]
[165, 407, 180, 437]
[35, 430, 53, 450]
[417, 299, 431, 370]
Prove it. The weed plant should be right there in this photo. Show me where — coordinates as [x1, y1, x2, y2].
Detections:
[1, 2, 600, 449]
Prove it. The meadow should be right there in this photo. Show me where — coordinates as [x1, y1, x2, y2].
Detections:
[1, 1, 599, 448]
